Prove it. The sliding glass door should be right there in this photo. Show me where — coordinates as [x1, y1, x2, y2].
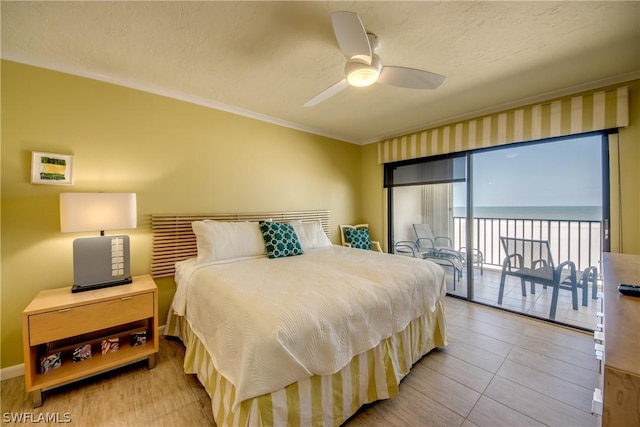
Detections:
[470, 134, 606, 329]
[387, 132, 609, 330]
[386, 154, 468, 295]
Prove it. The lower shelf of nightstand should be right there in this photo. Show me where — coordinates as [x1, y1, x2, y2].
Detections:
[28, 340, 157, 392]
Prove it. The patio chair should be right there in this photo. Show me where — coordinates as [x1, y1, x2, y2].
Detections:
[413, 223, 484, 274]
[394, 240, 427, 258]
[532, 265, 598, 307]
[339, 224, 383, 252]
[394, 240, 463, 289]
[579, 266, 599, 306]
[412, 223, 454, 255]
[497, 236, 578, 320]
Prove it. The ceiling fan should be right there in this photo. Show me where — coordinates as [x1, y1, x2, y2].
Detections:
[304, 11, 446, 107]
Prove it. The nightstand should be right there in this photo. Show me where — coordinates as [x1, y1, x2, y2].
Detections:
[22, 274, 159, 407]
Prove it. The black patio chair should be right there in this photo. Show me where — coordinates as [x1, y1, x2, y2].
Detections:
[497, 236, 578, 320]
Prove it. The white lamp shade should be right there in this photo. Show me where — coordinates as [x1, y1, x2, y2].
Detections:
[60, 193, 137, 233]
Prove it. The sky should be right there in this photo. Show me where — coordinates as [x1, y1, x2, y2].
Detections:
[454, 134, 603, 207]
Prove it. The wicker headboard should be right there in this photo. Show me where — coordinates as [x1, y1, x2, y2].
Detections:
[151, 210, 331, 278]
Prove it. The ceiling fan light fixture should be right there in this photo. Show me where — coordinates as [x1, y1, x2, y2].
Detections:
[345, 55, 382, 87]
[347, 67, 378, 87]
[304, 12, 446, 107]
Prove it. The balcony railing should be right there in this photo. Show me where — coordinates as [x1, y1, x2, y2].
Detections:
[452, 216, 603, 272]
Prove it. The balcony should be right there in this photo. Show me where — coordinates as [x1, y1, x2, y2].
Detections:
[432, 216, 602, 330]
[453, 216, 603, 273]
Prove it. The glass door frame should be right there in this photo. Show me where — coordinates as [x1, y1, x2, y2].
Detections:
[386, 130, 612, 313]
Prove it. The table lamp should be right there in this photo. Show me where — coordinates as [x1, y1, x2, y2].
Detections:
[60, 193, 137, 293]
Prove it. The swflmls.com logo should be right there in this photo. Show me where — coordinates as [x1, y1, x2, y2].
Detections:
[3, 412, 71, 423]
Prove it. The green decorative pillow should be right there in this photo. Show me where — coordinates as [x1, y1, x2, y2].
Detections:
[259, 221, 304, 259]
[344, 227, 372, 250]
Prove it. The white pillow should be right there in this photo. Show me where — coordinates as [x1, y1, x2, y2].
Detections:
[191, 220, 266, 264]
[291, 221, 332, 250]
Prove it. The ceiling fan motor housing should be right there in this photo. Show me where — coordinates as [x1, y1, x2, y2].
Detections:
[367, 33, 380, 53]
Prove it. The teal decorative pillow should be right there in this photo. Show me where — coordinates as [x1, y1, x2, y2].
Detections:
[344, 227, 372, 250]
[259, 221, 304, 259]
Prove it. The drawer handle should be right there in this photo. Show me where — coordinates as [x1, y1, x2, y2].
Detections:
[120, 296, 133, 301]
[57, 308, 71, 313]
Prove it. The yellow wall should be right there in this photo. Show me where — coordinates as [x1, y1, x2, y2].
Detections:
[0, 60, 362, 368]
[616, 80, 640, 254]
[361, 80, 640, 255]
[3, 60, 638, 370]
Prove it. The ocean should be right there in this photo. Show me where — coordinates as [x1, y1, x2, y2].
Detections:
[453, 206, 602, 221]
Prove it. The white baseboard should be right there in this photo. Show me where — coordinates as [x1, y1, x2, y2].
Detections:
[1, 363, 24, 381]
[0, 325, 166, 382]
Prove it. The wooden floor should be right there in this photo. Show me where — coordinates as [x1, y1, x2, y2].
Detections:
[1, 297, 599, 426]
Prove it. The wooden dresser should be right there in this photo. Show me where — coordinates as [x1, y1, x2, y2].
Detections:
[595, 253, 640, 426]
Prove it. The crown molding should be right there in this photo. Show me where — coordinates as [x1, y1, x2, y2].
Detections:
[1, 52, 360, 145]
[3, 52, 637, 147]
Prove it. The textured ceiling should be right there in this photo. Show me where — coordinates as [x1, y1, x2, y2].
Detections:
[2, 1, 640, 144]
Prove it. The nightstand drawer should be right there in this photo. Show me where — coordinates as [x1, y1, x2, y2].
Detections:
[29, 292, 153, 345]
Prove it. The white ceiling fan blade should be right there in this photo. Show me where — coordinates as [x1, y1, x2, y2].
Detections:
[304, 79, 349, 107]
[331, 11, 371, 64]
[378, 66, 446, 90]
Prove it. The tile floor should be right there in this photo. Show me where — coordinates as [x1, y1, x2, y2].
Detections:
[441, 265, 601, 330]
[2, 297, 600, 426]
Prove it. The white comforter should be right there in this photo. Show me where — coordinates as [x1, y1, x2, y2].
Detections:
[172, 245, 446, 408]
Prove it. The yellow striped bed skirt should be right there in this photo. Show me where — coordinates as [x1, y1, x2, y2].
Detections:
[165, 301, 447, 427]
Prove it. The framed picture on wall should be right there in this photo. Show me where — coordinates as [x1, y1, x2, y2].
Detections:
[31, 152, 74, 185]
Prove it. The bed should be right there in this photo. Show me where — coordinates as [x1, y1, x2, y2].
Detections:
[153, 211, 447, 426]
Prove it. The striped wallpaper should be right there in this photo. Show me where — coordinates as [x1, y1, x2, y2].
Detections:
[378, 86, 629, 164]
